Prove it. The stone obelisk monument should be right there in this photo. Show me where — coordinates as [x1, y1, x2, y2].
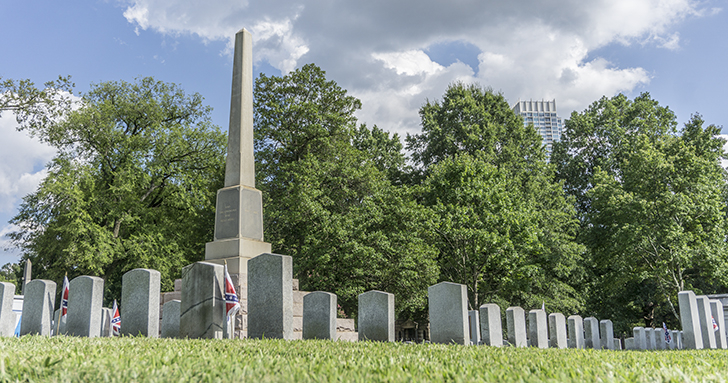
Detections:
[205, 28, 271, 338]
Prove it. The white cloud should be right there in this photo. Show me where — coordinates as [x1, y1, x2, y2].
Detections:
[0, 223, 19, 252]
[248, 16, 309, 73]
[121, 0, 710, 137]
[373, 50, 444, 76]
[0, 113, 55, 213]
[0, 113, 55, 264]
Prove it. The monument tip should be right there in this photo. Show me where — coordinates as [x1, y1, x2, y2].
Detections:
[236, 28, 250, 35]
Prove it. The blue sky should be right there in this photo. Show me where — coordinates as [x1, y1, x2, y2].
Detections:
[1, 0, 727, 264]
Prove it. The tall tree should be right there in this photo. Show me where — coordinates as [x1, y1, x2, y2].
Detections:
[409, 83, 585, 313]
[553, 93, 728, 331]
[8, 77, 226, 302]
[255, 64, 438, 320]
[551, 93, 677, 219]
[407, 82, 543, 175]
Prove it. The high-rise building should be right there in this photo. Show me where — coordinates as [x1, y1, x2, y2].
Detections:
[512, 99, 563, 158]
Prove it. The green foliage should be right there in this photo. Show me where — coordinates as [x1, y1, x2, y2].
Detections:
[553, 93, 728, 332]
[0, 75, 74, 120]
[353, 124, 408, 185]
[255, 64, 438, 320]
[8, 77, 226, 304]
[551, 93, 678, 219]
[407, 82, 544, 174]
[0, 263, 20, 293]
[421, 153, 584, 312]
[408, 83, 584, 314]
[3, 337, 728, 382]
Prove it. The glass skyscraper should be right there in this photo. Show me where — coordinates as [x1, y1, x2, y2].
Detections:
[512, 100, 563, 158]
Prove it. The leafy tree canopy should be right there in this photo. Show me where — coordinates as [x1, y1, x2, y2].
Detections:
[551, 93, 678, 218]
[411, 83, 585, 314]
[8, 77, 226, 303]
[553, 93, 728, 332]
[406, 82, 545, 176]
[255, 64, 438, 320]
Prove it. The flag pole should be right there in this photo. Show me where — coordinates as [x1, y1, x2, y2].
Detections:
[55, 272, 67, 336]
[223, 259, 230, 337]
[224, 260, 228, 316]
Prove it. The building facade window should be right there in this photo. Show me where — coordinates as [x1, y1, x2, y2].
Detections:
[512, 99, 563, 160]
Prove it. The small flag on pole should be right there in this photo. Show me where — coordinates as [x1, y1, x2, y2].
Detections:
[541, 301, 545, 312]
[224, 262, 240, 318]
[61, 275, 70, 317]
[111, 299, 121, 336]
[663, 322, 671, 344]
[712, 316, 720, 331]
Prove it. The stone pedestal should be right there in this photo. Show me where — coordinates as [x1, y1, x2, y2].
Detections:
[567, 315, 584, 349]
[161, 300, 181, 338]
[548, 313, 567, 349]
[303, 291, 337, 340]
[625, 337, 636, 350]
[121, 268, 161, 337]
[66, 276, 104, 337]
[600, 320, 615, 350]
[428, 282, 469, 345]
[21, 279, 56, 336]
[710, 300, 727, 349]
[633, 327, 647, 350]
[672, 330, 685, 350]
[646, 328, 657, 350]
[584, 317, 600, 349]
[696, 295, 717, 349]
[0, 282, 16, 336]
[180, 262, 225, 339]
[528, 309, 548, 348]
[613, 339, 622, 350]
[21, 260, 31, 295]
[655, 328, 666, 350]
[358, 290, 394, 342]
[679, 290, 704, 349]
[468, 310, 480, 345]
[506, 306, 527, 348]
[668, 330, 677, 349]
[247, 253, 293, 340]
[479, 304, 502, 347]
[100, 308, 112, 337]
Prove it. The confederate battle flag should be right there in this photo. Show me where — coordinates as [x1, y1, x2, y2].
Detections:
[111, 299, 121, 336]
[61, 275, 70, 317]
[224, 263, 240, 318]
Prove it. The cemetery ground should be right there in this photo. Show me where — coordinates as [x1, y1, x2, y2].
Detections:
[1, 337, 728, 382]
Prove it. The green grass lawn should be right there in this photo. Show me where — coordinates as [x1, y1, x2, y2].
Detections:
[0, 336, 727, 382]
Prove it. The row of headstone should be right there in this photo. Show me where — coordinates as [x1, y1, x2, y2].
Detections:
[677, 290, 728, 349]
[167, 272, 728, 348]
[9, 264, 726, 349]
[0, 269, 161, 338]
[428, 282, 599, 348]
[427, 281, 695, 350]
[624, 326, 681, 350]
[175, 255, 397, 341]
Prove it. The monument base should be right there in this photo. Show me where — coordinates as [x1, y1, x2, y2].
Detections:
[205, 237, 271, 275]
[204, 237, 271, 338]
[206, 236, 270, 259]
